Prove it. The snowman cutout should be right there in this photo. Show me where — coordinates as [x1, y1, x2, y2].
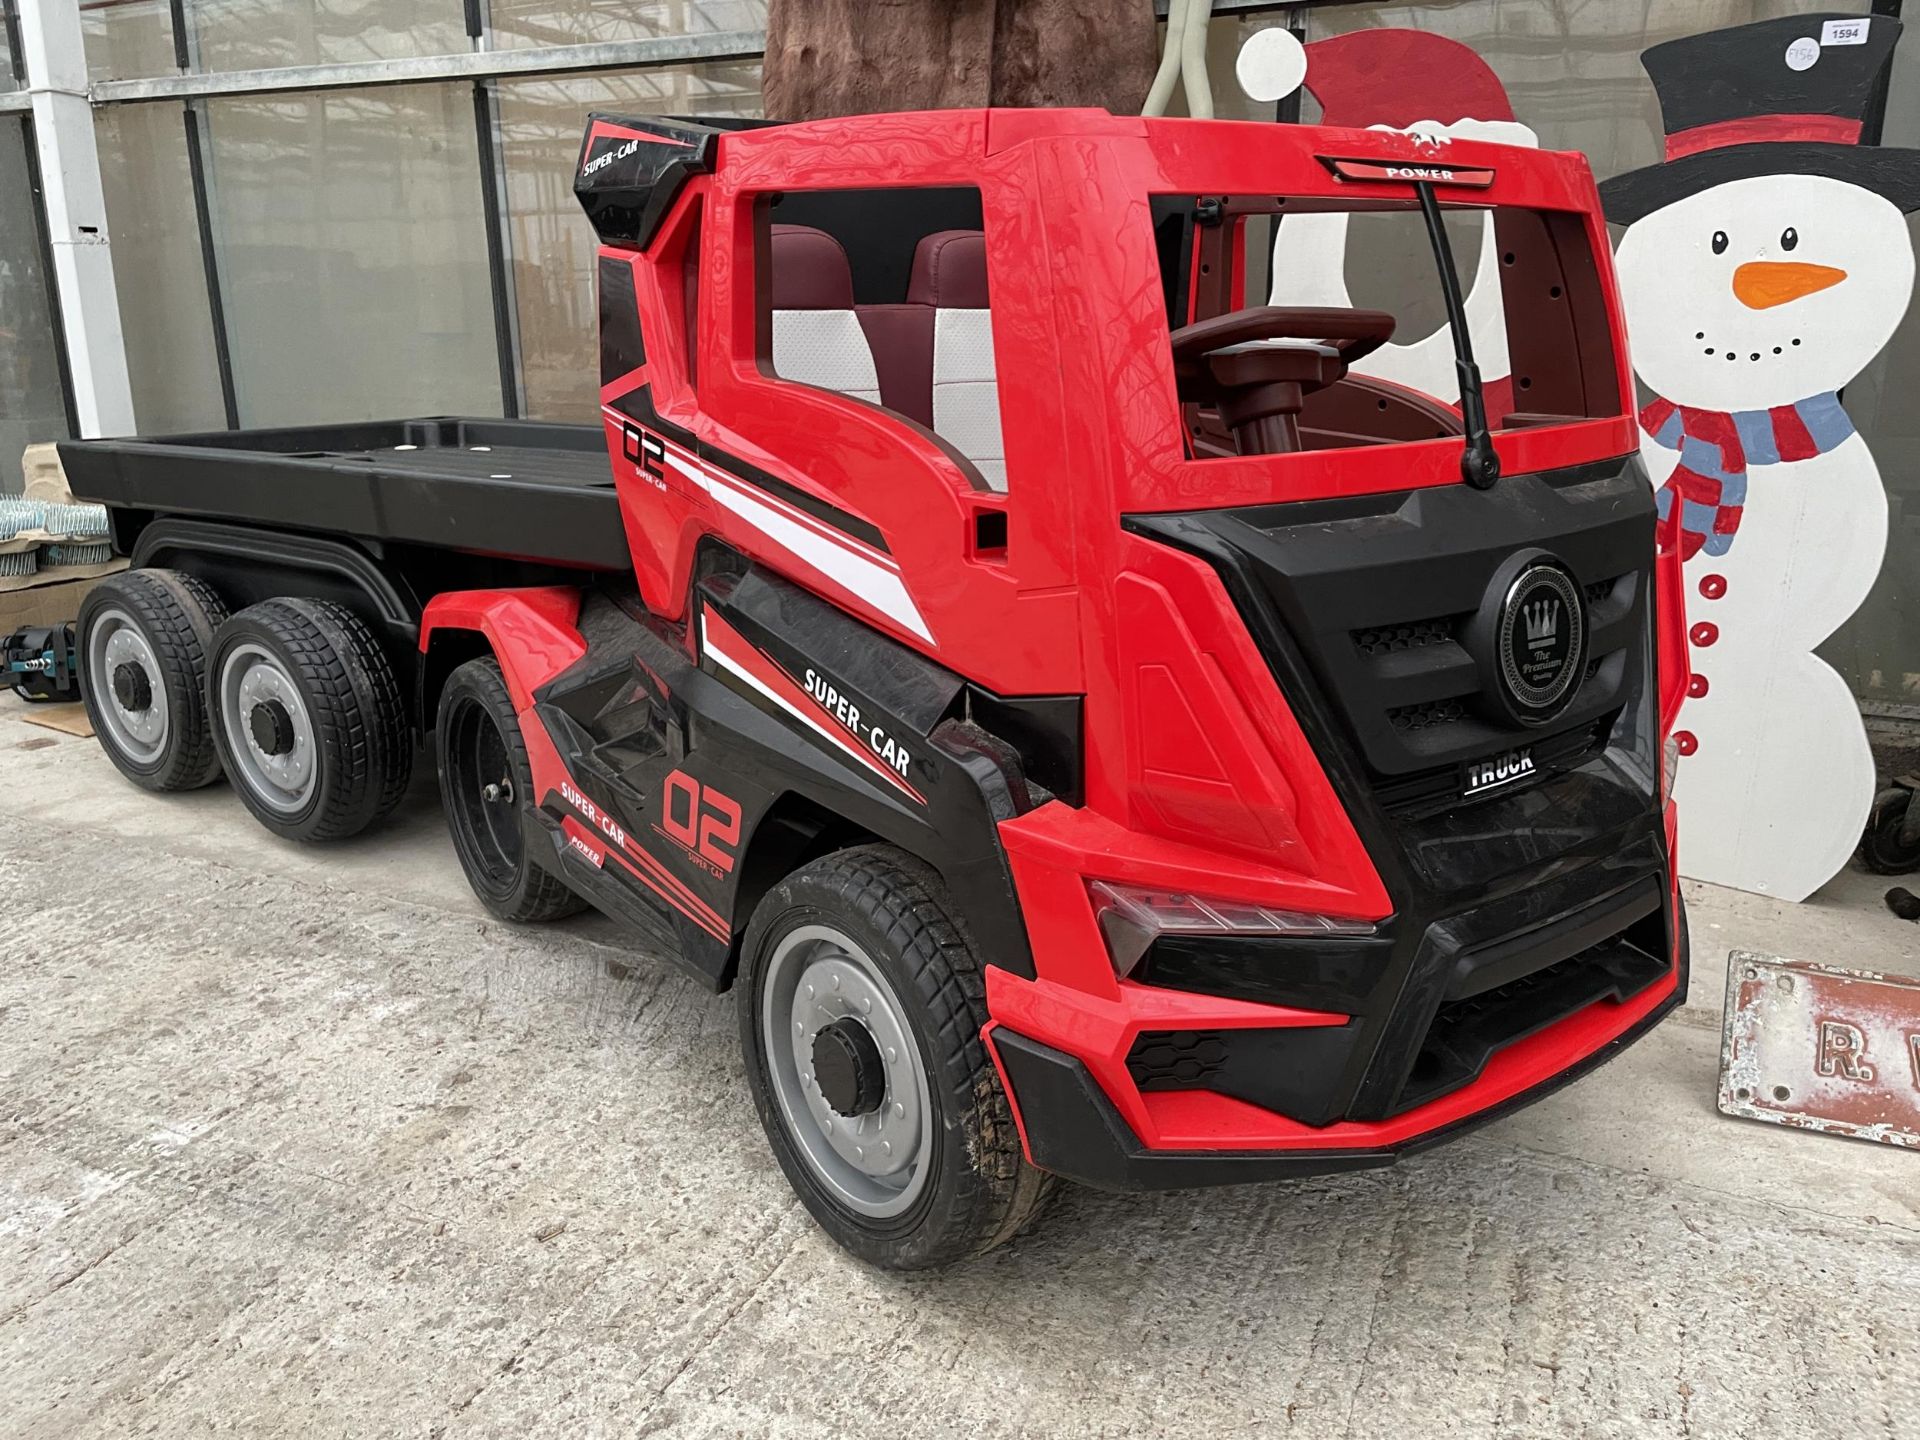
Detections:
[1603, 13, 1920, 901]
[1244, 28, 1539, 416]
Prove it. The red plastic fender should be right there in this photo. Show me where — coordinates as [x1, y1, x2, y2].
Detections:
[419, 587, 589, 815]
[418, 587, 587, 712]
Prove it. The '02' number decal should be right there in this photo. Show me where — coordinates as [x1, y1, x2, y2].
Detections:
[657, 770, 741, 877]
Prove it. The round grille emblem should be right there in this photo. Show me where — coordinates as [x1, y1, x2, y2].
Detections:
[1496, 563, 1585, 716]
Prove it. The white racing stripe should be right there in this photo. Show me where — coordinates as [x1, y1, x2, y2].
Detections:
[601, 409, 932, 643]
[660, 450, 932, 642]
[700, 620, 897, 785]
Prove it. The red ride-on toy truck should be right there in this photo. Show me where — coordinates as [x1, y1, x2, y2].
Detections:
[58, 108, 1690, 1269]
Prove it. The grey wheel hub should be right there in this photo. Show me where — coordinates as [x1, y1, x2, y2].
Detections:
[88, 608, 169, 763]
[219, 642, 317, 814]
[762, 925, 933, 1219]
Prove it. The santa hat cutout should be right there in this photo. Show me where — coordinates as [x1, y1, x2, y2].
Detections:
[1301, 29, 1516, 130]
[1601, 12, 1920, 224]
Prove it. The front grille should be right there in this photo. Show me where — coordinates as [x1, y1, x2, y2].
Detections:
[1134, 465, 1657, 802]
[1353, 616, 1459, 658]
[1351, 565, 1633, 764]
[1388, 697, 1467, 732]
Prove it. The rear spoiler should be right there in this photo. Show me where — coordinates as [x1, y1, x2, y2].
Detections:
[574, 112, 775, 248]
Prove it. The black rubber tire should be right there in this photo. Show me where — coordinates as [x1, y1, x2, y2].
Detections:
[1859, 787, 1920, 875]
[77, 568, 229, 792]
[738, 845, 1054, 1270]
[206, 598, 412, 842]
[436, 657, 585, 922]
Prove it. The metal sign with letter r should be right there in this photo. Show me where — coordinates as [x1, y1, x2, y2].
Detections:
[1718, 950, 1920, 1149]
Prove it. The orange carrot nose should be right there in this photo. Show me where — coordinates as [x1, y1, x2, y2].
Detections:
[1732, 260, 1847, 309]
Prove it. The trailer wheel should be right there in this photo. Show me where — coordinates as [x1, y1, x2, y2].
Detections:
[739, 845, 1053, 1270]
[436, 657, 585, 922]
[207, 599, 411, 842]
[77, 569, 228, 791]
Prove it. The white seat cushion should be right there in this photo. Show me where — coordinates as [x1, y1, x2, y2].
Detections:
[772, 310, 883, 408]
[930, 308, 1006, 491]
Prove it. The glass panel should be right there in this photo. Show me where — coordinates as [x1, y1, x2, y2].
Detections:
[203, 83, 500, 428]
[94, 103, 227, 434]
[494, 63, 761, 421]
[1, 1, 20, 93]
[0, 117, 69, 494]
[185, 0, 466, 73]
[81, 0, 178, 84]
[488, 0, 766, 51]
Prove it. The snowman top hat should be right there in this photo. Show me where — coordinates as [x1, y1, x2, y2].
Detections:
[1601, 12, 1920, 225]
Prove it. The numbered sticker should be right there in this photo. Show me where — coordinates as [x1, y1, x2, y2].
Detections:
[657, 770, 742, 877]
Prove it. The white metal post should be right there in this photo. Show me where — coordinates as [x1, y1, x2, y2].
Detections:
[16, 0, 135, 437]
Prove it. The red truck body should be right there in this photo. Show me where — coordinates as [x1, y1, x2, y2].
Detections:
[61, 107, 1689, 1263]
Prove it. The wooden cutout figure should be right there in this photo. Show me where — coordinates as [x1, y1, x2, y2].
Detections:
[762, 0, 1156, 121]
[1254, 30, 1538, 419]
[1603, 14, 1920, 901]
[1143, 0, 1215, 119]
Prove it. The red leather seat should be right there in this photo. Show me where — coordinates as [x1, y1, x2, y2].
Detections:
[767, 223, 1004, 488]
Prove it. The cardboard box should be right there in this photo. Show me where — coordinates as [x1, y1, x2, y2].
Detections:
[20, 443, 71, 504]
[0, 572, 120, 631]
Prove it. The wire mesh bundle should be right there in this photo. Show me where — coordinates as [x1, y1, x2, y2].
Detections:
[43, 542, 115, 567]
[0, 498, 48, 541]
[38, 503, 110, 539]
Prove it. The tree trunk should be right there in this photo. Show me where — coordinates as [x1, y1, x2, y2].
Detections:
[763, 0, 1157, 121]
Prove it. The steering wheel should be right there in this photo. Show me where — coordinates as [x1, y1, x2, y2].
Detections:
[1170, 306, 1397, 456]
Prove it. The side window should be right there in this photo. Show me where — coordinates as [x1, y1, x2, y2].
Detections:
[755, 187, 1008, 491]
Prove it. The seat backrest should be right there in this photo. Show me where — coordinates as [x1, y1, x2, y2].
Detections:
[908, 230, 1005, 490]
[769, 224, 882, 407]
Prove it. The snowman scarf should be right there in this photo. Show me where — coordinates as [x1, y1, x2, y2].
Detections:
[1638, 392, 1856, 560]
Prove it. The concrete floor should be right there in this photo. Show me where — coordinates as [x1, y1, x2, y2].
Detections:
[2, 690, 1917, 1439]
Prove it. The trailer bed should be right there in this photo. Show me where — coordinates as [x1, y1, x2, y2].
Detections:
[58, 417, 627, 571]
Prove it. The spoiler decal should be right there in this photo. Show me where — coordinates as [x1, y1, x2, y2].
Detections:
[1321, 157, 1496, 188]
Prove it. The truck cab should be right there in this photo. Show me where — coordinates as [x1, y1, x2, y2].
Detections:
[61, 107, 1688, 1270]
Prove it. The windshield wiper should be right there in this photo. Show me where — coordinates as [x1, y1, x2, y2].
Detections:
[1414, 181, 1500, 489]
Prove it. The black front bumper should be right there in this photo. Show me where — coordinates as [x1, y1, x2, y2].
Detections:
[992, 914, 1687, 1192]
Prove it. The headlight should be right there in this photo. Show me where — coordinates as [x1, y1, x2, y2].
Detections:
[1087, 880, 1375, 979]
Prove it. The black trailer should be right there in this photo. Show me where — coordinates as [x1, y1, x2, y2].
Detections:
[62, 416, 628, 628]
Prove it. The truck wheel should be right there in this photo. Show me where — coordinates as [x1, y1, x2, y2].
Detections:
[207, 599, 411, 842]
[436, 657, 584, 922]
[78, 569, 228, 791]
[738, 845, 1053, 1270]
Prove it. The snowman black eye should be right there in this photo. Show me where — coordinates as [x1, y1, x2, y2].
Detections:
[1712, 230, 1729, 254]
[1781, 226, 1799, 251]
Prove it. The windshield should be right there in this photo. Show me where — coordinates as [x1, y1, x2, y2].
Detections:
[1152, 191, 1623, 470]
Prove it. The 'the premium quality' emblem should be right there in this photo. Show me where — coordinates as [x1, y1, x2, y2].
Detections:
[1496, 563, 1585, 717]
